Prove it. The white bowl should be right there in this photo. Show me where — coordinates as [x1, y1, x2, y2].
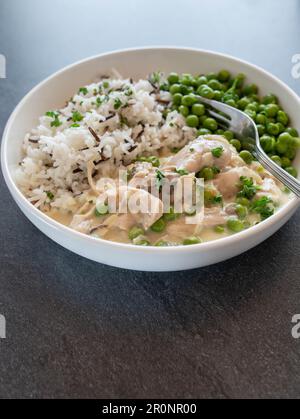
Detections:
[1, 47, 300, 271]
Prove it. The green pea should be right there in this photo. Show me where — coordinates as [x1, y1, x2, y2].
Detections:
[199, 115, 207, 124]
[168, 72, 180, 85]
[196, 75, 208, 86]
[213, 90, 223, 101]
[224, 130, 234, 141]
[183, 236, 202, 245]
[258, 104, 266, 113]
[236, 197, 250, 207]
[180, 73, 194, 86]
[267, 123, 280, 136]
[227, 218, 245, 233]
[197, 84, 215, 99]
[286, 127, 299, 137]
[216, 129, 225, 135]
[284, 148, 297, 160]
[95, 204, 109, 216]
[271, 155, 282, 166]
[155, 240, 170, 247]
[239, 150, 253, 164]
[281, 157, 292, 168]
[277, 110, 289, 126]
[215, 225, 225, 233]
[260, 135, 276, 153]
[208, 79, 222, 90]
[198, 128, 211, 136]
[243, 84, 258, 95]
[134, 237, 150, 246]
[182, 94, 197, 107]
[276, 141, 288, 155]
[163, 207, 179, 222]
[235, 204, 248, 219]
[179, 105, 189, 117]
[262, 94, 278, 105]
[238, 97, 251, 110]
[173, 93, 183, 105]
[180, 85, 192, 95]
[169, 84, 181, 95]
[256, 114, 267, 125]
[218, 70, 231, 82]
[224, 99, 237, 108]
[207, 72, 218, 81]
[276, 122, 285, 134]
[265, 104, 279, 117]
[198, 167, 214, 180]
[203, 117, 218, 131]
[150, 218, 166, 233]
[244, 109, 256, 120]
[186, 115, 199, 128]
[230, 139, 242, 151]
[257, 124, 266, 136]
[128, 226, 145, 241]
[191, 103, 205, 116]
[286, 166, 298, 178]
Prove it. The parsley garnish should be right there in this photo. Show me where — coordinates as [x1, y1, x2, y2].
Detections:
[211, 147, 224, 158]
[176, 168, 189, 176]
[79, 87, 88, 95]
[213, 194, 223, 204]
[72, 111, 84, 122]
[237, 177, 259, 200]
[46, 191, 54, 201]
[251, 196, 275, 220]
[102, 81, 109, 89]
[70, 123, 80, 128]
[212, 166, 220, 175]
[114, 98, 122, 110]
[45, 111, 62, 128]
[156, 169, 165, 190]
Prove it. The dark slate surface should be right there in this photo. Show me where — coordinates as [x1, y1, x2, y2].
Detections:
[0, 0, 300, 399]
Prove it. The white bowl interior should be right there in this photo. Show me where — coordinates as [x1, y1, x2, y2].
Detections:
[5, 48, 300, 175]
[2, 48, 300, 271]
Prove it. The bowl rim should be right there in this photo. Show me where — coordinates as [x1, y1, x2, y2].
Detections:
[1, 45, 300, 254]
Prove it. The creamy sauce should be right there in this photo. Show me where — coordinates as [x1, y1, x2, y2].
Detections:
[45, 135, 291, 246]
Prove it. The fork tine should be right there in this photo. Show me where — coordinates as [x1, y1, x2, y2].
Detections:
[195, 95, 238, 119]
[207, 110, 230, 127]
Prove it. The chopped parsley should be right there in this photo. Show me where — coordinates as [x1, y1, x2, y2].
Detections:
[149, 72, 161, 85]
[46, 191, 54, 201]
[70, 123, 80, 128]
[72, 111, 84, 122]
[237, 176, 259, 200]
[114, 98, 123, 110]
[211, 146, 224, 158]
[78, 87, 88, 95]
[212, 166, 221, 175]
[176, 168, 189, 176]
[102, 81, 110, 89]
[45, 111, 62, 128]
[213, 194, 223, 204]
[251, 196, 275, 220]
[156, 169, 165, 190]
[124, 88, 133, 97]
[96, 97, 102, 107]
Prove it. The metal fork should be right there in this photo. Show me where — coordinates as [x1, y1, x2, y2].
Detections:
[195, 96, 300, 197]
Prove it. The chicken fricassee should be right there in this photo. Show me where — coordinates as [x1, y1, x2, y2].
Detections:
[48, 135, 289, 246]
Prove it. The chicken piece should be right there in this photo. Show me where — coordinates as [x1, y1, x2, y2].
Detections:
[163, 135, 233, 174]
[203, 207, 228, 227]
[98, 186, 164, 231]
[213, 166, 263, 199]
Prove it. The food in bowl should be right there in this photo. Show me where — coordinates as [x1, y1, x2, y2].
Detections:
[15, 70, 299, 247]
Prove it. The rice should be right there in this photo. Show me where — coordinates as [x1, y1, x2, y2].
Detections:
[15, 74, 196, 212]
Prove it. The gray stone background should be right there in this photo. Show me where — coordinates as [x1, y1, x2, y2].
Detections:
[0, 0, 300, 399]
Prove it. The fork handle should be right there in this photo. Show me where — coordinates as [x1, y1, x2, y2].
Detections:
[255, 150, 300, 197]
